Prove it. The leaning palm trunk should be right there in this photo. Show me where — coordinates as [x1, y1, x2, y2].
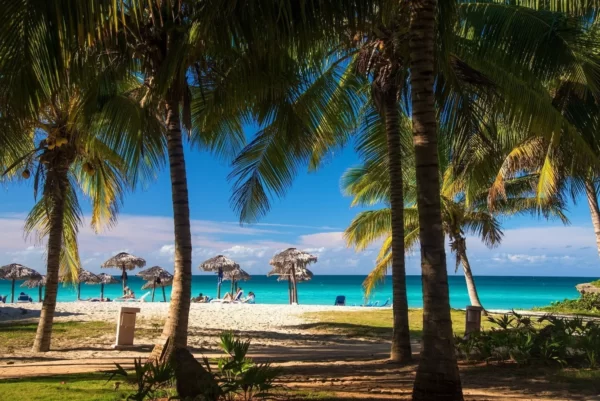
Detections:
[409, 0, 463, 399]
[584, 178, 600, 258]
[32, 169, 68, 352]
[459, 251, 484, 310]
[156, 93, 193, 351]
[383, 92, 412, 363]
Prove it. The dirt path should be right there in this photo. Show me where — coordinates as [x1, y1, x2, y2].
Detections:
[2, 342, 598, 401]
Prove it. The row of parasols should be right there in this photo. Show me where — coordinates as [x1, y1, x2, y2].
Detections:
[0, 248, 318, 304]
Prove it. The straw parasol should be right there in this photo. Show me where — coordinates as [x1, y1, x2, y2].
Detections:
[141, 277, 173, 302]
[60, 269, 101, 300]
[21, 275, 46, 302]
[223, 268, 251, 294]
[101, 252, 146, 294]
[0, 263, 42, 303]
[137, 266, 173, 302]
[96, 273, 119, 300]
[269, 248, 317, 304]
[199, 255, 239, 299]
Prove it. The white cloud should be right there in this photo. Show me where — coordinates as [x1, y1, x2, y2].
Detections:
[299, 232, 345, 248]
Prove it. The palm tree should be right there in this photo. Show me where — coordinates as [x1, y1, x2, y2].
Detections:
[0, 78, 162, 352]
[354, 15, 413, 362]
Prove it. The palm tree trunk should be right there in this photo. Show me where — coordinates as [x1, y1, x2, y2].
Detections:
[100, 284, 104, 300]
[287, 277, 292, 304]
[156, 92, 192, 351]
[10, 279, 15, 303]
[383, 91, 412, 363]
[459, 251, 484, 310]
[152, 283, 156, 302]
[38, 286, 42, 303]
[33, 169, 67, 352]
[162, 286, 167, 302]
[409, 0, 463, 399]
[584, 178, 600, 258]
[77, 283, 81, 301]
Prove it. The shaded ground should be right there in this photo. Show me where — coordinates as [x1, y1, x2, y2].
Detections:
[1, 310, 600, 400]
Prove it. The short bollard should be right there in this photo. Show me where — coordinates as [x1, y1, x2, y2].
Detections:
[465, 305, 483, 336]
[113, 306, 141, 349]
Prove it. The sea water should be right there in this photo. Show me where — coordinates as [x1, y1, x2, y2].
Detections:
[0, 275, 592, 309]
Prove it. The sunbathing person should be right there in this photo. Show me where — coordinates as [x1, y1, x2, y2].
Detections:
[243, 292, 256, 304]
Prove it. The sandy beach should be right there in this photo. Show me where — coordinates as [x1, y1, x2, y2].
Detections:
[0, 302, 381, 359]
[0, 301, 369, 329]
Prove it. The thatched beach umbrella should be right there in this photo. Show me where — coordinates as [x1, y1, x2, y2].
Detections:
[269, 248, 317, 304]
[21, 275, 46, 302]
[61, 269, 101, 300]
[137, 266, 173, 302]
[223, 268, 251, 294]
[199, 255, 239, 299]
[96, 273, 119, 300]
[101, 252, 146, 294]
[141, 277, 173, 302]
[0, 263, 42, 303]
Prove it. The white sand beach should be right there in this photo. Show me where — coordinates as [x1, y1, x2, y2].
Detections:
[0, 301, 367, 328]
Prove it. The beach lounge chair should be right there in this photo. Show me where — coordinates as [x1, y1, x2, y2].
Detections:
[115, 292, 151, 303]
[17, 292, 33, 303]
[378, 299, 390, 307]
[334, 295, 346, 306]
[211, 291, 244, 304]
[0, 295, 6, 303]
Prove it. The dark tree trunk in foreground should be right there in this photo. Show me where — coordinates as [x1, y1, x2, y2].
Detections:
[409, 0, 464, 399]
[154, 91, 193, 354]
[33, 168, 68, 352]
[383, 91, 412, 363]
[585, 178, 600, 258]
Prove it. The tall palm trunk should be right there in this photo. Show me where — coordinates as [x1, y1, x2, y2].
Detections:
[409, 0, 463, 399]
[459, 250, 484, 309]
[383, 91, 412, 363]
[33, 169, 68, 352]
[157, 92, 192, 350]
[584, 178, 600, 258]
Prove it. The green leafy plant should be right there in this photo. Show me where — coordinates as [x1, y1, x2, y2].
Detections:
[106, 332, 282, 400]
[106, 358, 174, 401]
[456, 312, 600, 368]
[214, 331, 282, 401]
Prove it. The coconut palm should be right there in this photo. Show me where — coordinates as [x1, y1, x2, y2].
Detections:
[0, 35, 163, 351]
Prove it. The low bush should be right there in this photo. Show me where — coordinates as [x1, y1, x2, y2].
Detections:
[455, 311, 600, 368]
[534, 293, 600, 316]
[108, 331, 281, 400]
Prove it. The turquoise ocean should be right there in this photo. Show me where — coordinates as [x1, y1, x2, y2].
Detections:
[0, 275, 593, 309]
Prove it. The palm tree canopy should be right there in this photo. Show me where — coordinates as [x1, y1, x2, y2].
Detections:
[223, 268, 251, 282]
[101, 252, 146, 271]
[21, 275, 47, 288]
[0, 263, 42, 280]
[137, 266, 173, 281]
[199, 255, 239, 273]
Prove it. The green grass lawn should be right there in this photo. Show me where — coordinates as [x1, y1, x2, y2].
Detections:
[0, 321, 113, 353]
[0, 374, 123, 401]
[302, 308, 497, 338]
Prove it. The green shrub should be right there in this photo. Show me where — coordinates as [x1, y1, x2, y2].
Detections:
[455, 311, 600, 368]
[542, 293, 600, 314]
[107, 331, 281, 401]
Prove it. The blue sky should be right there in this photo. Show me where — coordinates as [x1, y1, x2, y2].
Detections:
[0, 135, 599, 278]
